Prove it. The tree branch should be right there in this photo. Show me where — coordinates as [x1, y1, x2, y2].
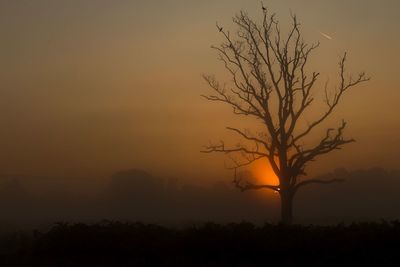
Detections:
[203, 5, 369, 196]
[291, 53, 370, 145]
[233, 168, 280, 192]
[290, 120, 355, 173]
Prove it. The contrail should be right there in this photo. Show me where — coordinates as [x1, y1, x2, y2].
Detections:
[319, 31, 333, 40]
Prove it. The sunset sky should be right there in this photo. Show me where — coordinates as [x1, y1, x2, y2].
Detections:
[1, 0, 399, 185]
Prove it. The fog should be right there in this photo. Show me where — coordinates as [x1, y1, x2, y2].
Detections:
[0, 1, 399, 228]
[0, 167, 398, 231]
[1, 0, 399, 181]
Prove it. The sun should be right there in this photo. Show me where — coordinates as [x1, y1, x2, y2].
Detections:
[250, 159, 280, 197]
[251, 159, 279, 186]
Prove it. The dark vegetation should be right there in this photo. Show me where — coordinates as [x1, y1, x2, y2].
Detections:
[0, 221, 399, 266]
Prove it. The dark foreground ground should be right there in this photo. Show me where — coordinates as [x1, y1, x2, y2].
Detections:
[0, 221, 399, 266]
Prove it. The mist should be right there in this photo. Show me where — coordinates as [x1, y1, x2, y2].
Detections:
[0, 1, 399, 230]
[0, 167, 398, 232]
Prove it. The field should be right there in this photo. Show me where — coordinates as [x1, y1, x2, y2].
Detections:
[0, 221, 399, 266]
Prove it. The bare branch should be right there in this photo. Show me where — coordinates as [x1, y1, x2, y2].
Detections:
[201, 140, 268, 158]
[225, 153, 265, 169]
[290, 120, 355, 173]
[291, 53, 370, 145]
[233, 168, 280, 192]
[203, 6, 369, 207]
[226, 127, 272, 152]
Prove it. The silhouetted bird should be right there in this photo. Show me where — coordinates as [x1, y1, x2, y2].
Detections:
[262, 6, 267, 11]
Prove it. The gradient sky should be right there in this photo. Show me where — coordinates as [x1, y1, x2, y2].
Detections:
[1, 0, 399, 184]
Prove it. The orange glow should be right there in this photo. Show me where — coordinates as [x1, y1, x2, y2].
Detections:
[250, 159, 280, 198]
[251, 159, 279, 186]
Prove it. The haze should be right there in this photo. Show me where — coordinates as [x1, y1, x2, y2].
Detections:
[0, 1, 399, 225]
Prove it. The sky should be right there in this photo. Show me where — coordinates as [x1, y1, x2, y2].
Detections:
[0, 0, 399, 186]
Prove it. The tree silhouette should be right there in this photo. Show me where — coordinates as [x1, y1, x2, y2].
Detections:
[202, 6, 369, 225]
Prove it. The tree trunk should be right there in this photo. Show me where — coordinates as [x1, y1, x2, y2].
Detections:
[280, 190, 293, 225]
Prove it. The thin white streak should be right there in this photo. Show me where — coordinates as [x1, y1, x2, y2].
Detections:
[319, 31, 333, 40]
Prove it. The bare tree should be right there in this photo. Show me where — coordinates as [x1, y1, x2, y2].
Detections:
[202, 6, 369, 225]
